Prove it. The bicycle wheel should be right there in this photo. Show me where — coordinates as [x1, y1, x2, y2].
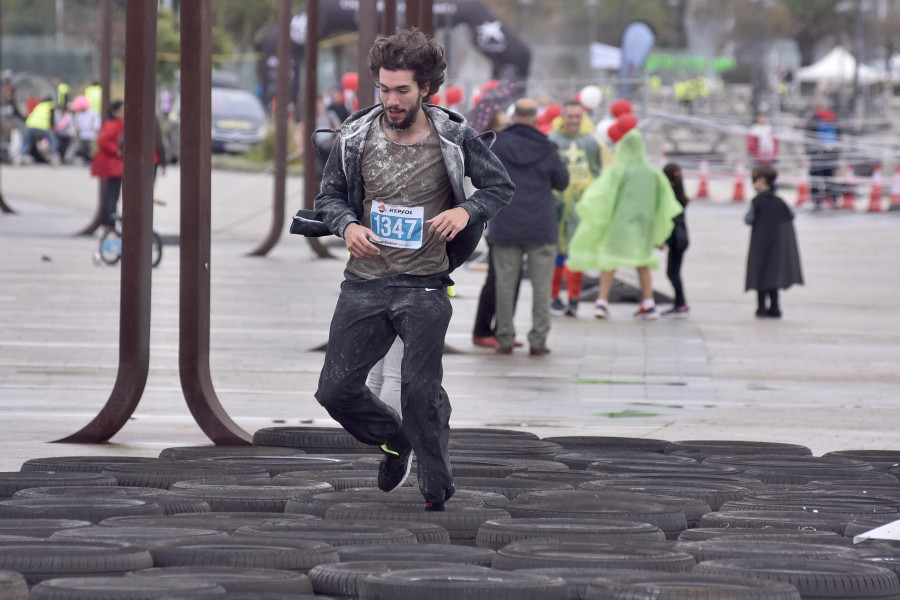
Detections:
[151, 232, 163, 268]
[99, 229, 122, 265]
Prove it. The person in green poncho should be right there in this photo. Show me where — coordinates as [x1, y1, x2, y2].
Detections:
[567, 128, 683, 320]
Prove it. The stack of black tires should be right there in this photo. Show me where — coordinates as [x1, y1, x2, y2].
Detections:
[0, 427, 899, 599]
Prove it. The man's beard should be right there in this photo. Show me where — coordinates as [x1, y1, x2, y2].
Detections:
[384, 97, 422, 131]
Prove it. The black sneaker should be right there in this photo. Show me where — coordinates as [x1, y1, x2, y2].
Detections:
[550, 297, 567, 316]
[425, 501, 445, 512]
[378, 442, 413, 492]
[565, 298, 578, 317]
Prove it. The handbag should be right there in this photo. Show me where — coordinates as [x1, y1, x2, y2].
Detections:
[743, 206, 755, 225]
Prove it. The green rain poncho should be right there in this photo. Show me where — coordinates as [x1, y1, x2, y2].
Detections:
[567, 129, 683, 272]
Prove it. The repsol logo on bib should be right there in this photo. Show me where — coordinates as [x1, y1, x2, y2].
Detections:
[377, 204, 414, 216]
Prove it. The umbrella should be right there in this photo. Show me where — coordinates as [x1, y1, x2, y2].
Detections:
[465, 81, 525, 134]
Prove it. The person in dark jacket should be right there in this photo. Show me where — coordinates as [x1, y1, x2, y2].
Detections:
[662, 163, 690, 317]
[313, 28, 514, 512]
[488, 98, 569, 356]
[745, 164, 803, 318]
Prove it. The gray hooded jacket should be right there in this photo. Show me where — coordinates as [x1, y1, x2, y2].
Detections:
[314, 103, 515, 272]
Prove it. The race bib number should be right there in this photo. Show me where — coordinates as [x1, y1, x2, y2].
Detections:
[370, 203, 424, 249]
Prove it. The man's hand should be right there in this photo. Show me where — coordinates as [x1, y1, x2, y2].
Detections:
[427, 206, 470, 241]
[344, 223, 381, 259]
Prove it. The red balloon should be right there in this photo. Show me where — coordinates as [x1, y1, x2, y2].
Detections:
[544, 103, 562, 120]
[617, 112, 638, 134]
[610, 99, 632, 118]
[445, 86, 463, 105]
[482, 80, 499, 93]
[430, 92, 442, 106]
[471, 92, 483, 106]
[341, 72, 359, 92]
[608, 122, 623, 143]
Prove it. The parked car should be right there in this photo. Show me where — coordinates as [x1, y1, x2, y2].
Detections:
[166, 86, 268, 163]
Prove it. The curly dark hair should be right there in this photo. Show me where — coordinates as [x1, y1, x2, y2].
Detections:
[368, 28, 446, 102]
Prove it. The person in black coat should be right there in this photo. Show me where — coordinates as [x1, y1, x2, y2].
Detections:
[662, 163, 690, 317]
[488, 98, 569, 355]
[745, 164, 804, 318]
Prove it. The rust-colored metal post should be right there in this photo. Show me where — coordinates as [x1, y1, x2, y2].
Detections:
[302, 0, 333, 259]
[405, 0, 420, 29]
[179, 0, 251, 445]
[76, 0, 112, 236]
[357, 0, 377, 108]
[248, 0, 291, 257]
[382, 0, 397, 35]
[420, 0, 434, 35]
[56, 0, 156, 443]
[0, 0, 13, 215]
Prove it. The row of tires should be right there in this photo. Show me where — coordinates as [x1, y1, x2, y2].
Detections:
[0, 427, 898, 598]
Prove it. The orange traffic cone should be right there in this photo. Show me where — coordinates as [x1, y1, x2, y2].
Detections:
[732, 159, 746, 202]
[868, 165, 883, 213]
[796, 160, 810, 208]
[696, 155, 709, 200]
[841, 163, 856, 211]
[889, 165, 900, 211]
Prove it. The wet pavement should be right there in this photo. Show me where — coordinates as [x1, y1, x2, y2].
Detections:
[1, 163, 899, 471]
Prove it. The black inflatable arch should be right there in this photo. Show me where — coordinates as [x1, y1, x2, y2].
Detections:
[258, 0, 530, 108]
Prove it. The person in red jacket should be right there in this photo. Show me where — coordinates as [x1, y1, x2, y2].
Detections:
[90, 100, 125, 232]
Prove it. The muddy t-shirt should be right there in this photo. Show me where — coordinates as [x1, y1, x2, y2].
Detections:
[347, 116, 452, 279]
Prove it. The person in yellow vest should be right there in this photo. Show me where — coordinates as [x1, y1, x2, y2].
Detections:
[14, 96, 59, 166]
[51, 75, 70, 108]
[84, 81, 103, 117]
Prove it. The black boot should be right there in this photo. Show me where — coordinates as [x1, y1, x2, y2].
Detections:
[756, 291, 768, 318]
[767, 290, 781, 318]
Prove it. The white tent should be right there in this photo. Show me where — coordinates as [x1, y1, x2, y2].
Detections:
[797, 46, 882, 85]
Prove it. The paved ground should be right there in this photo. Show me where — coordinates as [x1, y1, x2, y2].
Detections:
[0, 162, 898, 472]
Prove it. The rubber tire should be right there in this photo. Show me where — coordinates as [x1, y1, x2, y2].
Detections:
[324, 501, 510, 543]
[455, 476, 574, 499]
[20, 456, 158, 474]
[100, 512, 319, 533]
[677, 528, 846, 544]
[491, 539, 695, 572]
[356, 565, 569, 600]
[233, 521, 419, 547]
[272, 469, 411, 491]
[584, 572, 802, 600]
[543, 436, 670, 453]
[28, 576, 224, 599]
[448, 439, 563, 459]
[252, 426, 375, 453]
[702, 455, 873, 485]
[694, 558, 900, 599]
[168, 480, 333, 512]
[665, 440, 812, 460]
[0, 518, 92, 539]
[13, 486, 211, 516]
[580, 478, 752, 511]
[489, 491, 688, 538]
[125, 566, 313, 594]
[699, 510, 852, 534]
[308, 560, 458, 597]
[49, 525, 230, 548]
[157, 445, 307, 461]
[0, 471, 117, 496]
[0, 541, 153, 585]
[285, 487, 503, 517]
[99, 462, 270, 489]
[556, 452, 697, 470]
[476, 517, 666, 550]
[0, 570, 28, 600]
[149, 538, 339, 572]
[335, 543, 496, 566]
[189, 455, 354, 476]
[673, 539, 855, 563]
[0, 497, 163, 522]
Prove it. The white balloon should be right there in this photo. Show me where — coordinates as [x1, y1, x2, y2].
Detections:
[595, 116, 616, 143]
[580, 85, 603, 110]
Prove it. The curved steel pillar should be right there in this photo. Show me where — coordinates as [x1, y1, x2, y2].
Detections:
[179, 0, 251, 445]
[56, 0, 157, 443]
